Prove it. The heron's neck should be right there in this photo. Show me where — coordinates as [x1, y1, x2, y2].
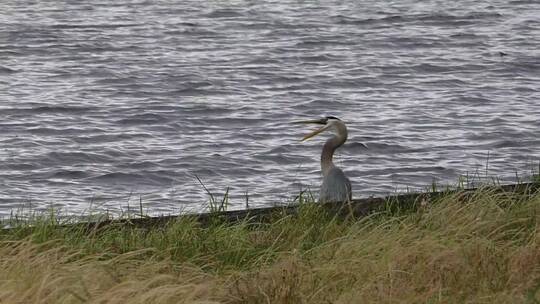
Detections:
[321, 125, 347, 176]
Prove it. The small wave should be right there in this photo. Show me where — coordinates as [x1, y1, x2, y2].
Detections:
[345, 142, 370, 151]
[0, 66, 18, 74]
[31, 105, 95, 114]
[71, 133, 153, 144]
[268, 146, 292, 154]
[166, 28, 221, 38]
[491, 140, 515, 149]
[504, 60, 540, 74]
[334, 12, 502, 27]
[46, 151, 110, 163]
[89, 171, 175, 185]
[332, 15, 404, 25]
[49, 23, 140, 29]
[410, 63, 453, 73]
[116, 113, 170, 125]
[320, 78, 381, 89]
[423, 78, 469, 86]
[253, 152, 311, 165]
[26, 127, 105, 136]
[450, 33, 482, 39]
[364, 166, 452, 175]
[203, 9, 244, 18]
[347, 142, 414, 154]
[297, 54, 337, 62]
[93, 75, 141, 85]
[416, 12, 502, 25]
[179, 22, 197, 27]
[168, 87, 221, 96]
[492, 139, 532, 148]
[509, 0, 537, 4]
[204, 117, 265, 127]
[4, 163, 37, 170]
[50, 170, 90, 179]
[295, 39, 351, 48]
[182, 106, 235, 115]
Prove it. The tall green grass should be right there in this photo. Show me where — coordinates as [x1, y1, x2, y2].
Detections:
[1, 184, 540, 303]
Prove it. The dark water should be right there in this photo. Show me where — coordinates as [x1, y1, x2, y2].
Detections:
[1, 0, 539, 216]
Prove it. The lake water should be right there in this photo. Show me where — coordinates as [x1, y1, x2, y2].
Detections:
[1, 0, 539, 217]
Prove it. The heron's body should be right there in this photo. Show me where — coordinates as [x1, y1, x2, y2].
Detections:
[295, 116, 354, 203]
[320, 166, 352, 203]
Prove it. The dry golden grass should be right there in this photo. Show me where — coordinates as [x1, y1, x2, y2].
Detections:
[1, 186, 540, 303]
[0, 242, 219, 304]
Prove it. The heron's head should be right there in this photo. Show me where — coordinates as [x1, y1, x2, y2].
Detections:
[293, 116, 346, 141]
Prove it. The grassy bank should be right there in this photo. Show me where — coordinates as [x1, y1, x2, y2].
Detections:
[1, 185, 540, 303]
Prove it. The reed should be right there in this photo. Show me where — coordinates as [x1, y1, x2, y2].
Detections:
[1, 184, 540, 303]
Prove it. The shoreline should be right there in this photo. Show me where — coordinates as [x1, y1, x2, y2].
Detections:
[5, 181, 538, 231]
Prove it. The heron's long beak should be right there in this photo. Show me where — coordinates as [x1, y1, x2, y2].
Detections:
[292, 119, 331, 142]
[301, 125, 332, 141]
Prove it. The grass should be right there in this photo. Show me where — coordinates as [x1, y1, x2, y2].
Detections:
[1, 184, 540, 303]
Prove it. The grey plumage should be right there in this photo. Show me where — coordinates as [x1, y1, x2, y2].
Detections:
[319, 166, 352, 203]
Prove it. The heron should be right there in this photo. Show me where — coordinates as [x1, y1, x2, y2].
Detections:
[294, 116, 352, 203]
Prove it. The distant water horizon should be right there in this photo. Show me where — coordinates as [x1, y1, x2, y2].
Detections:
[1, 0, 539, 217]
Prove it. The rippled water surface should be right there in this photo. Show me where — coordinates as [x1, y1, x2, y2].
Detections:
[1, 0, 539, 216]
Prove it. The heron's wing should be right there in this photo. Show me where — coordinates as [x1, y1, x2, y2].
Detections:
[319, 167, 352, 203]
